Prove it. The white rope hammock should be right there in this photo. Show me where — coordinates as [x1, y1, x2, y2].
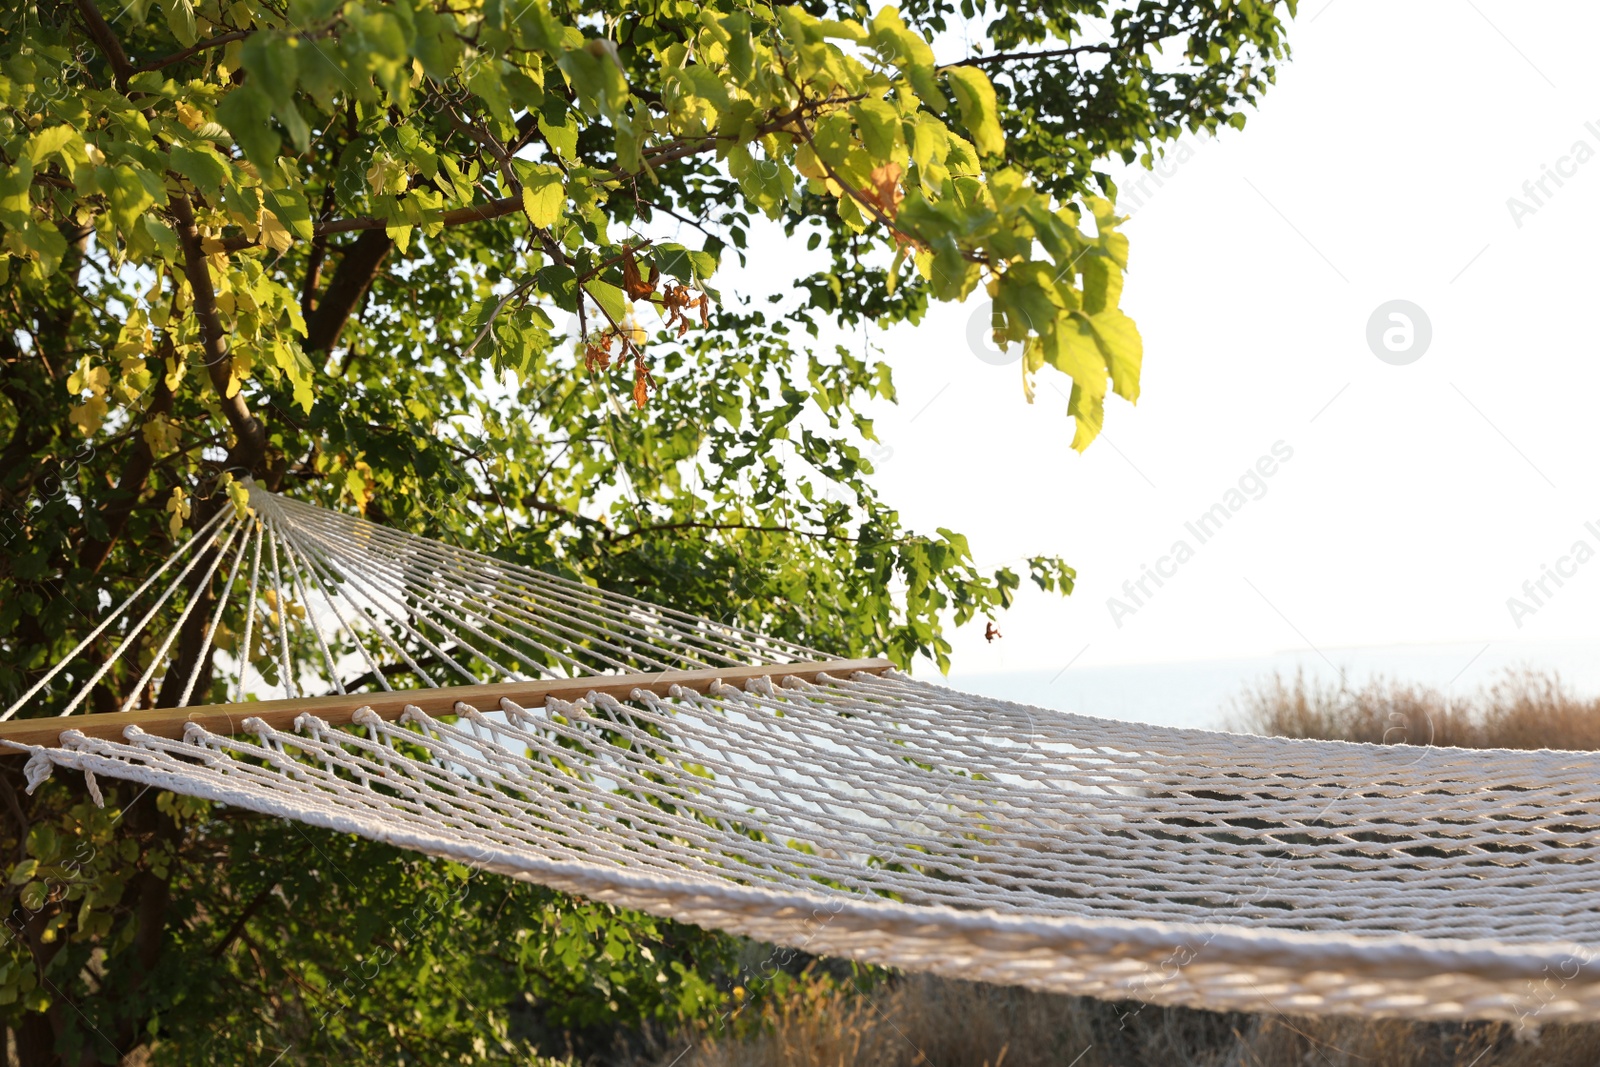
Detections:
[5, 486, 1600, 1024]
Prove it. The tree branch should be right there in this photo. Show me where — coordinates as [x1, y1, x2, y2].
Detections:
[314, 195, 524, 238]
[939, 18, 1212, 73]
[74, 0, 134, 88]
[338, 656, 448, 694]
[210, 883, 277, 958]
[133, 28, 253, 74]
[939, 43, 1114, 69]
[606, 520, 863, 544]
[300, 183, 337, 320]
[170, 193, 269, 474]
[303, 229, 394, 354]
[636, 196, 714, 237]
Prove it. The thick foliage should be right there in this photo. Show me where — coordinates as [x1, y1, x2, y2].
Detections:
[0, 0, 1291, 1061]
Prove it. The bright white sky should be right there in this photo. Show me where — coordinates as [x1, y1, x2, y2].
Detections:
[695, 3, 1600, 719]
[832, 1, 1600, 690]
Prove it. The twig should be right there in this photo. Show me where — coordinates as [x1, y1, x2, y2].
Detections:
[133, 28, 254, 73]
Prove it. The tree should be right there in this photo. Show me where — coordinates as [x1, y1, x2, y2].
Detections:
[0, 0, 1293, 1061]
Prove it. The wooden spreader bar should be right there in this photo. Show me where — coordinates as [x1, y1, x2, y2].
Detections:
[0, 658, 895, 749]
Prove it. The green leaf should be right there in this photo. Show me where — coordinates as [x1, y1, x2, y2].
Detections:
[866, 7, 935, 69]
[720, 10, 754, 77]
[851, 100, 901, 161]
[106, 165, 156, 232]
[25, 126, 78, 165]
[1080, 255, 1122, 316]
[907, 65, 948, 113]
[466, 59, 513, 126]
[811, 112, 854, 167]
[164, 0, 197, 47]
[234, 34, 309, 153]
[265, 186, 314, 241]
[995, 264, 1063, 341]
[726, 146, 793, 218]
[278, 101, 311, 154]
[1028, 557, 1077, 595]
[943, 67, 1004, 157]
[19, 881, 47, 912]
[1043, 314, 1104, 389]
[493, 305, 555, 380]
[585, 279, 626, 325]
[520, 166, 564, 227]
[557, 43, 629, 119]
[537, 263, 578, 310]
[411, 9, 461, 80]
[169, 144, 230, 202]
[1087, 309, 1142, 402]
[652, 244, 690, 281]
[293, 38, 346, 107]
[1067, 381, 1104, 452]
[216, 85, 280, 168]
[538, 112, 578, 161]
[270, 339, 316, 412]
[241, 33, 299, 108]
[686, 250, 716, 280]
[347, 9, 411, 100]
[909, 112, 948, 172]
[143, 216, 178, 259]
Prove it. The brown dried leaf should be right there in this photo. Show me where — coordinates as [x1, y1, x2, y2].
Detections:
[622, 253, 659, 300]
[864, 162, 905, 219]
[632, 356, 651, 409]
[583, 336, 614, 372]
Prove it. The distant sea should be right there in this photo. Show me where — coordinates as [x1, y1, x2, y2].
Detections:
[946, 640, 1600, 731]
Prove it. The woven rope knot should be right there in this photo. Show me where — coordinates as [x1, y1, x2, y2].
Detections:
[351, 707, 383, 728]
[544, 697, 580, 719]
[297, 714, 334, 737]
[22, 749, 53, 794]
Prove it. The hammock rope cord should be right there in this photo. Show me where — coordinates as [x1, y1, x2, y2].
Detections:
[5, 487, 1600, 1023]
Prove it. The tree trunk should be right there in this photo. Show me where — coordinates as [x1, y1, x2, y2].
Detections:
[305, 230, 394, 355]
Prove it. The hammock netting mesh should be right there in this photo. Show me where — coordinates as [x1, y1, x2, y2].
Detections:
[5, 487, 1600, 1023]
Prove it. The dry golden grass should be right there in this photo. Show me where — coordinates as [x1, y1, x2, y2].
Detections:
[640, 670, 1600, 1067]
[1226, 668, 1600, 751]
[646, 975, 1600, 1067]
